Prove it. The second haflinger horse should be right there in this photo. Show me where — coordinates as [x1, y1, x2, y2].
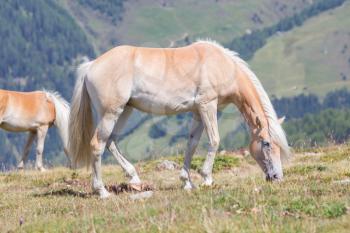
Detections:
[0, 89, 70, 171]
[69, 40, 290, 198]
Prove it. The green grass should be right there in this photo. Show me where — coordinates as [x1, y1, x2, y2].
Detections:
[140, 154, 240, 173]
[1, 145, 350, 232]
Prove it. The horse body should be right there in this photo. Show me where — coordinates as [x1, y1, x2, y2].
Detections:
[0, 89, 70, 171]
[0, 90, 55, 132]
[132, 45, 234, 114]
[69, 40, 290, 198]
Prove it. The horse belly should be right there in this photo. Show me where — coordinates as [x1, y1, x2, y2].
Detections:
[129, 93, 196, 115]
[0, 115, 41, 132]
[0, 122, 37, 132]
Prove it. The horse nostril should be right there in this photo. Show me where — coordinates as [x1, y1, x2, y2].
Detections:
[266, 174, 279, 181]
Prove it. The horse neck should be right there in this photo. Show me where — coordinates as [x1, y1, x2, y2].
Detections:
[232, 75, 269, 139]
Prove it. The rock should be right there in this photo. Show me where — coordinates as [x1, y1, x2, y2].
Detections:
[130, 191, 154, 201]
[304, 152, 322, 156]
[243, 150, 250, 157]
[156, 160, 180, 170]
[334, 179, 350, 185]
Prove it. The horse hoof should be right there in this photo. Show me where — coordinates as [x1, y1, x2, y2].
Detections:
[183, 181, 196, 190]
[201, 179, 213, 187]
[38, 167, 47, 172]
[99, 190, 111, 199]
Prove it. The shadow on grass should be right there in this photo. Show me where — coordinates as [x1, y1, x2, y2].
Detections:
[33, 188, 91, 198]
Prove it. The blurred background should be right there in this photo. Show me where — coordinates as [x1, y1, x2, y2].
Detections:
[0, 0, 349, 169]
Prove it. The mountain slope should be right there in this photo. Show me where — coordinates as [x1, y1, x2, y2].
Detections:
[118, 1, 350, 160]
[250, 1, 350, 97]
[0, 0, 94, 167]
[62, 0, 315, 52]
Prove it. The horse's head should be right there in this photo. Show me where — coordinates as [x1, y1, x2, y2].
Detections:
[249, 117, 285, 181]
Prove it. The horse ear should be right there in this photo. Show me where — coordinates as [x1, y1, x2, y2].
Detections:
[278, 116, 285, 125]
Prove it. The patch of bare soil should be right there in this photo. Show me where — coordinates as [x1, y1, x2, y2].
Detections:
[106, 183, 154, 195]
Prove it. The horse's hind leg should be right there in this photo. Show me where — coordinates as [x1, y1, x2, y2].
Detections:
[198, 100, 220, 186]
[91, 109, 123, 199]
[107, 141, 141, 184]
[35, 125, 49, 172]
[107, 106, 141, 184]
[17, 132, 36, 170]
[180, 113, 203, 189]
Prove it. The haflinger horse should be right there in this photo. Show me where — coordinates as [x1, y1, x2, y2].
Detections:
[69, 40, 290, 198]
[0, 89, 70, 171]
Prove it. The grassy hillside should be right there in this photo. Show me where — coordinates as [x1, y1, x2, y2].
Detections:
[117, 1, 350, 161]
[1, 145, 349, 232]
[250, 1, 350, 97]
[62, 0, 314, 52]
[1, 0, 348, 167]
[58, 0, 347, 162]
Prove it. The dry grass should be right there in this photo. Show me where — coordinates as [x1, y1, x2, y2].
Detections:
[0, 148, 349, 232]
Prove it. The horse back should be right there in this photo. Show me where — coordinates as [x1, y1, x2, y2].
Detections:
[0, 90, 55, 127]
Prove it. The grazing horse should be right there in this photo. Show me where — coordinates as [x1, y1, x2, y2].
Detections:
[69, 40, 290, 198]
[0, 89, 70, 171]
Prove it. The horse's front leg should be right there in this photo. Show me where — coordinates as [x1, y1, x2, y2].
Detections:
[35, 125, 48, 172]
[198, 100, 220, 186]
[17, 132, 36, 170]
[180, 113, 203, 189]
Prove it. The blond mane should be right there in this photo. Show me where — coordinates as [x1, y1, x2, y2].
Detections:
[196, 39, 291, 159]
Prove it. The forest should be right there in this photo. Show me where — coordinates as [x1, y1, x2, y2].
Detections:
[0, 0, 94, 167]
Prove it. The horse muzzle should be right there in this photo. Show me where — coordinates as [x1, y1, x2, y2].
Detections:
[266, 173, 283, 182]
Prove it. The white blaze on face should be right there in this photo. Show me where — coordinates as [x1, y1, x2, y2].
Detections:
[268, 142, 283, 180]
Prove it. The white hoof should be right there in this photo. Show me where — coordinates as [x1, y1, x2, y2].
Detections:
[183, 181, 196, 190]
[99, 189, 111, 199]
[37, 167, 47, 172]
[201, 177, 213, 186]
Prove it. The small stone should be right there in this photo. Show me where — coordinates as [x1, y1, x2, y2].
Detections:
[130, 191, 153, 200]
[243, 150, 250, 157]
[156, 160, 180, 170]
[219, 150, 226, 155]
[334, 179, 350, 185]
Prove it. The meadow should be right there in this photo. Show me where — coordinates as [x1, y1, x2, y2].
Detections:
[0, 145, 349, 232]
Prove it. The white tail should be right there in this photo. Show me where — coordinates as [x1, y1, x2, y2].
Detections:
[44, 91, 70, 158]
[68, 61, 95, 168]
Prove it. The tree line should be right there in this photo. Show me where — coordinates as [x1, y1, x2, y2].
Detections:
[228, 0, 346, 60]
[77, 0, 126, 24]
